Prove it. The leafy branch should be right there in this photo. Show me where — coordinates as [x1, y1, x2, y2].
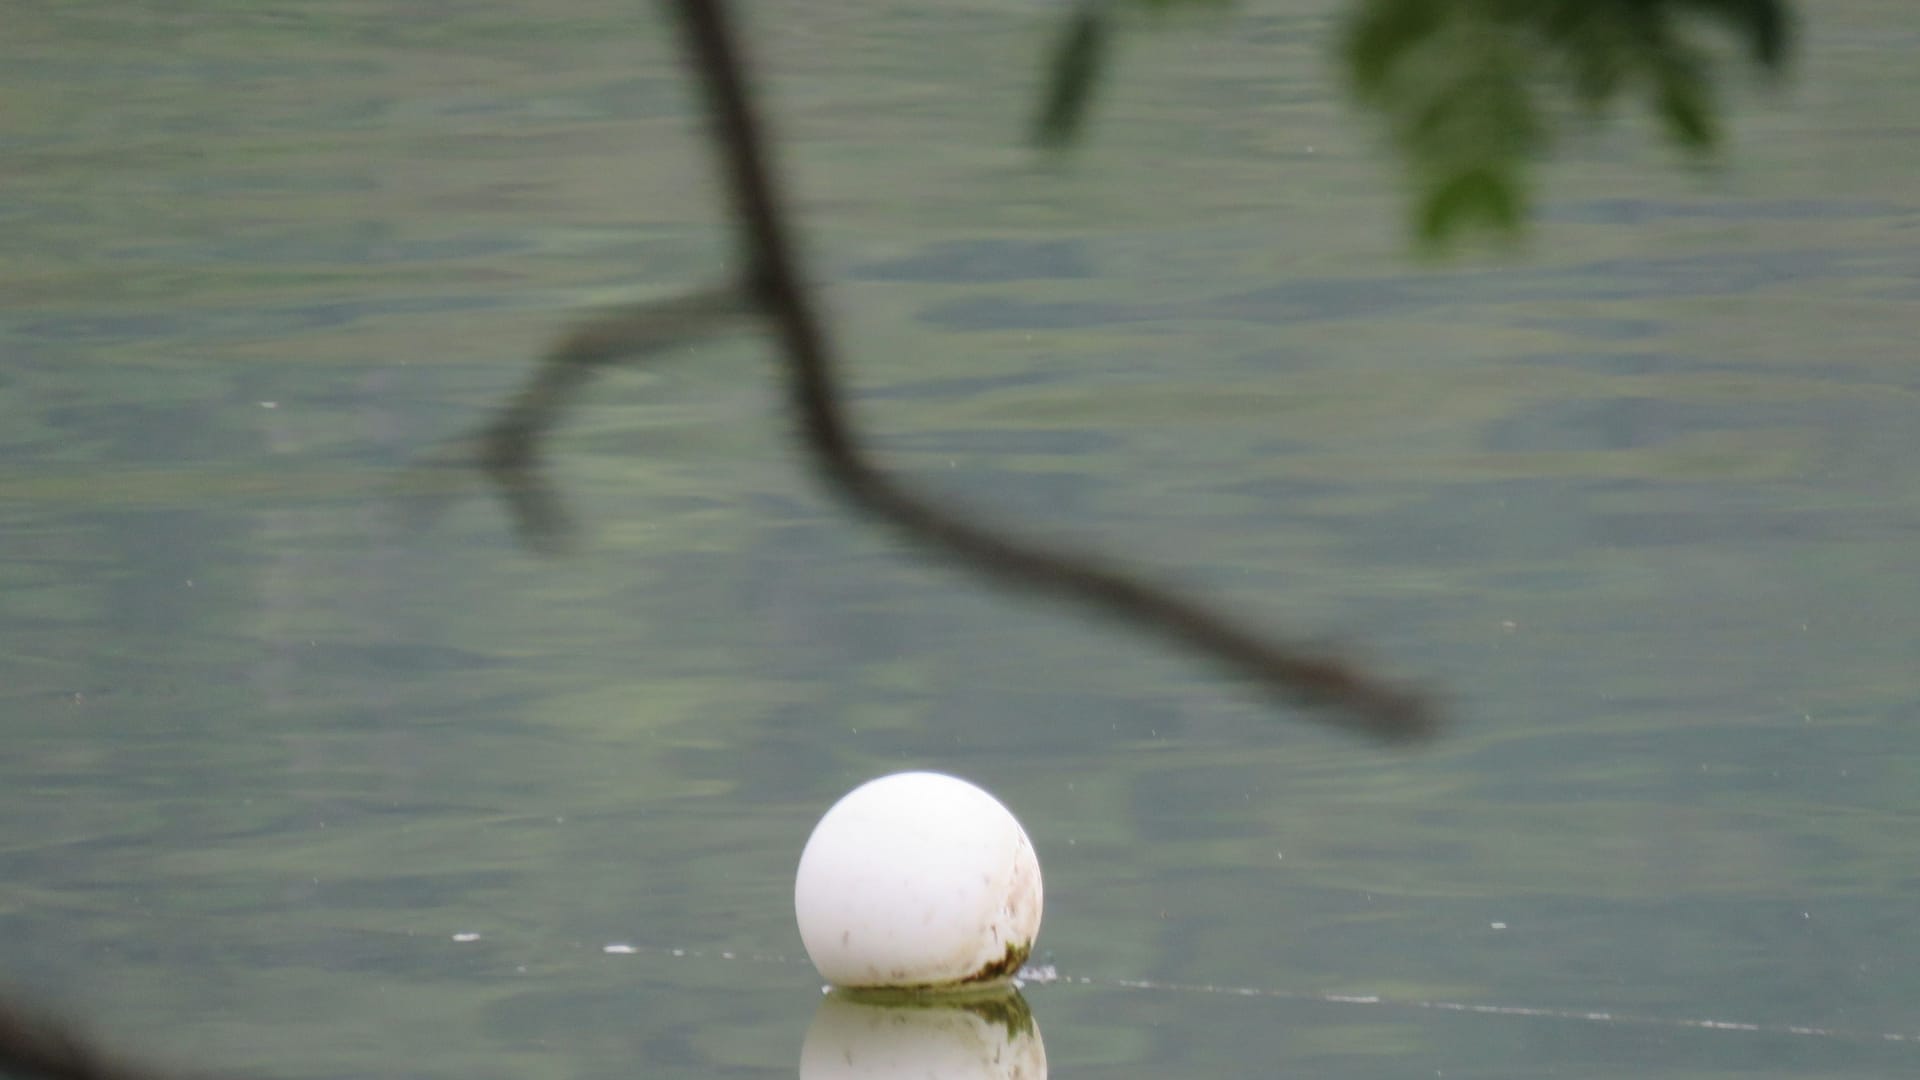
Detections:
[1036, 0, 1795, 246]
[421, 1, 1801, 736]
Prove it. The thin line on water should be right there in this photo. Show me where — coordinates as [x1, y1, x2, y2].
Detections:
[1015, 965, 1919, 1046]
[575, 941, 1918, 1047]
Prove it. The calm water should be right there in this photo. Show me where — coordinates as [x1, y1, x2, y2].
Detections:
[4, 2, 1919, 1078]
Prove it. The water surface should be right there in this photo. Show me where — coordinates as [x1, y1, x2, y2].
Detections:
[3, 2, 1918, 1078]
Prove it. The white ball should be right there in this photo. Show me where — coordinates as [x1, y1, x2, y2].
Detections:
[794, 772, 1044, 990]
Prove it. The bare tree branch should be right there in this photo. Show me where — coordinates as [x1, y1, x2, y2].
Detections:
[426, 0, 1437, 742]
[656, 0, 1437, 742]
[409, 281, 750, 552]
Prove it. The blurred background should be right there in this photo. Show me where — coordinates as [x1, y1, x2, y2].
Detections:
[2, 1, 1917, 1077]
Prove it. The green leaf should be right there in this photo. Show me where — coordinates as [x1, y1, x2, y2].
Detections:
[1675, 0, 1793, 69]
[1032, 8, 1113, 149]
[1418, 166, 1525, 247]
[1345, 0, 1446, 101]
[1134, 0, 1234, 11]
[1535, 1, 1634, 109]
[1650, 47, 1720, 150]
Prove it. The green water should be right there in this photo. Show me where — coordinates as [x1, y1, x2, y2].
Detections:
[4, 2, 1919, 1077]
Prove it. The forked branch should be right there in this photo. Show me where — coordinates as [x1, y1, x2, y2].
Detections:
[443, 0, 1438, 743]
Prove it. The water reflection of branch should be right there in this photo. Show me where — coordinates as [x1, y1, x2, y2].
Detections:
[447, 0, 1437, 743]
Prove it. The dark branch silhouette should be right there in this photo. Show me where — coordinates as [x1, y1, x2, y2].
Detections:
[407, 282, 751, 553]
[0, 996, 196, 1080]
[424, 0, 1437, 743]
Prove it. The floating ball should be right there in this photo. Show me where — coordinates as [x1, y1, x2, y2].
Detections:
[795, 772, 1043, 990]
